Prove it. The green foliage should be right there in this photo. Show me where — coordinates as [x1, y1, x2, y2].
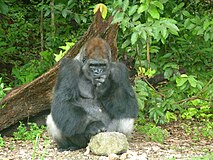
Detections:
[32, 134, 50, 160]
[11, 50, 54, 85]
[0, 0, 9, 14]
[191, 152, 213, 160]
[181, 121, 213, 140]
[112, 0, 212, 125]
[175, 74, 203, 96]
[112, 0, 179, 59]
[0, 134, 4, 147]
[0, 77, 11, 100]
[134, 79, 149, 111]
[135, 123, 168, 143]
[181, 104, 212, 120]
[54, 41, 76, 62]
[13, 122, 46, 141]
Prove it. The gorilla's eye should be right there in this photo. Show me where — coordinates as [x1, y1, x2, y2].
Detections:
[82, 58, 86, 63]
[89, 63, 106, 75]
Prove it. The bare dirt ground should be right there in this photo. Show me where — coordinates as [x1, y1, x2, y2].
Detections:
[0, 122, 212, 160]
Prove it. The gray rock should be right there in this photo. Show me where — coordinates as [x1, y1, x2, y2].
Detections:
[88, 132, 129, 156]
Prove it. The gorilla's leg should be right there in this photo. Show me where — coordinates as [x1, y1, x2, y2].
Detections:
[46, 114, 88, 150]
[107, 118, 135, 136]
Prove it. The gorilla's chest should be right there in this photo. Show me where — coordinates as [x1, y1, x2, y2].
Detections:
[78, 75, 103, 99]
[78, 77, 110, 124]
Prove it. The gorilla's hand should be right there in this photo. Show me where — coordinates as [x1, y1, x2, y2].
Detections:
[85, 121, 106, 138]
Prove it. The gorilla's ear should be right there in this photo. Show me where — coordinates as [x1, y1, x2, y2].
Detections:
[74, 45, 86, 62]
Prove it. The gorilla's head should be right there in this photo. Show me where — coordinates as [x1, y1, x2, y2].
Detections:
[75, 37, 112, 86]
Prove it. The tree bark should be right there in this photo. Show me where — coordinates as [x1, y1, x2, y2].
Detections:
[0, 10, 118, 133]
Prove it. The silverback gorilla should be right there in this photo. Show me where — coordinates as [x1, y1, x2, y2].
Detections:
[46, 37, 138, 151]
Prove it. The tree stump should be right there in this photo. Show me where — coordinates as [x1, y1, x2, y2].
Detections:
[0, 10, 118, 134]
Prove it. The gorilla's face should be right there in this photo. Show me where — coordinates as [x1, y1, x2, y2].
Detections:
[82, 58, 110, 86]
[75, 38, 112, 87]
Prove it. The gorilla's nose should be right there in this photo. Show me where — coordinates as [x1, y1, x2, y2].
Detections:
[92, 68, 103, 75]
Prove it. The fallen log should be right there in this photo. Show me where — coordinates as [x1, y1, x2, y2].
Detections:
[0, 10, 118, 134]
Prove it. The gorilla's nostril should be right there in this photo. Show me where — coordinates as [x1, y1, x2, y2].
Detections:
[92, 68, 103, 75]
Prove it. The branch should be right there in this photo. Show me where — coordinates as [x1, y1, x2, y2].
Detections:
[174, 76, 213, 104]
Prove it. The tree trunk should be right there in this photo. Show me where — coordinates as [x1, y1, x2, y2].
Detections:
[40, 0, 44, 52]
[0, 10, 118, 134]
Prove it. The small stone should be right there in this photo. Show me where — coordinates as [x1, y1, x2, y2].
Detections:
[120, 152, 129, 160]
[99, 156, 109, 160]
[108, 153, 119, 160]
[88, 132, 129, 156]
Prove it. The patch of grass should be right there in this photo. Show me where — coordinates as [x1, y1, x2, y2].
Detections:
[191, 152, 213, 160]
[135, 123, 168, 143]
[181, 121, 213, 141]
[32, 134, 51, 160]
[13, 122, 46, 141]
[0, 134, 5, 147]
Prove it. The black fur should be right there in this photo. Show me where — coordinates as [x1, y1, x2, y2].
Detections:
[47, 40, 138, 151]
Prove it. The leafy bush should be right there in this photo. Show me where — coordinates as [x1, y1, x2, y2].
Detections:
[0, 134, 4, 147]
[0, 77, 11, 100]
[135, 123, 168, 143]
[181, 121, 213, 140]
[13, 122, 46, 141]
[54, 41, 76, 62]
[112, 0, 212, 125]
[11, 50, 54, 85]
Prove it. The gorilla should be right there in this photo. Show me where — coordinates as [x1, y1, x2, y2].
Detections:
[46, 37, 138, 151]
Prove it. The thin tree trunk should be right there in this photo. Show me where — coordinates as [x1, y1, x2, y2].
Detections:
[50, 0, 55, 38]
[40, 0, 44, 52]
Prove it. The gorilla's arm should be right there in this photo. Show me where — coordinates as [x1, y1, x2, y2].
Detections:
[51, 58, 89, 136]
[102, 62, 138, 119]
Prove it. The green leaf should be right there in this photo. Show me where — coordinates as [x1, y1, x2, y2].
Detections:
[197, 28, 204, 35]
[176, 77, 187, 87]
[152, 27, 160, 40]
[152, 1, 164, 10]
[163, 63, 178, 70]
[181, 74, 188, 78]
[162, 53, 172, 58]
[166, 23, 179, 36]
[141, 30, 147, 41]
[128, 5, 138, 16]
[182, 10, 191, 17]
[44, 9, 50, 17]
[121, 17, 130, 32]
[123, 0, 129, 12]
[203, 19, 210, 30]
[137, 3, 148, 14]
[172, 2, 184, 13]
[74, 14, 80, 24]
[161, 27, 167, 39]
[137, 98, 145, 110]
[204, 32, 210, 41]
[188, 77, 197, 87]
[133, 13, 140, 21]
[112, 12, 124, 24]
[62, 9, 67, 18]
[164, 68, 173, 79]
[148, 6, 160, 19]
[131, 32, 138, 45]
[0, 1, 9, 14]
[121, 39, 131, 48]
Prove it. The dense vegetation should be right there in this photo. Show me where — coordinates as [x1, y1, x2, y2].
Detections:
[0, 0, 212, 142]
